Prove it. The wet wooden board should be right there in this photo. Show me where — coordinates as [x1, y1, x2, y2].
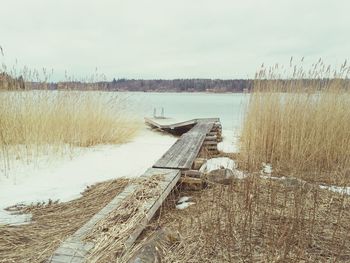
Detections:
[153, 121, 214, 170]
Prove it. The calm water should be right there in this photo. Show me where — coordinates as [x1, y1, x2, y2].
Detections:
[0, 91, 249, 132]
[126, 92, 250, 131]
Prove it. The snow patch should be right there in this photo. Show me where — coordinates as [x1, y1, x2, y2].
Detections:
[0, 210, 32, 226]
[176, 202, 195, 210]
[0, 129, 177, 225]
[260, 174, 350, 196]
[319, 185, 350, 195]
[232, 170, 247, 179]
[261, 163, 273, 174]
[199, 157, 236, 173]
[217, 130, 239, 153]
[177, 196, 192, 204]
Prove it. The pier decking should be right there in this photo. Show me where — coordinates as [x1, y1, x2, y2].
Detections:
[153, 121, 215, 169]
[144, 117, 219, 135]
[48, 118, 221, 262]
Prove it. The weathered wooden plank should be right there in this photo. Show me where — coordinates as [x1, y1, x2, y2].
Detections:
[48, 168, 180, 263]
[203, 141, 218, 145]
[205, 147, 219, 152]
[179, 133, 206, 168]
[48, 184, 137, 262]
[124, 168, 181, 249]
[205, 135, 218, 141]
[162, 135, 189, 168]
[153, 134, 189, 169]
[182, 169, 203, 178]
[153, 121, 214, 170]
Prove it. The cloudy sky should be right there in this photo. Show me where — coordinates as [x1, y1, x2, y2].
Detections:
[1, 0, 349, 81]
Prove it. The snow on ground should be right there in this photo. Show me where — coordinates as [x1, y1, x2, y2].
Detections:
[260, 173, 350, 196]
[261, 163, 273, 174]
[218, 130, 239, 153]
[319, 185, 350, 195]
[199, 157, 236, 173]
[176, 202, 195, 210]
[177, 196, 192, 204]
[0, 128, 177, 225]
[200, 157, 247, 180]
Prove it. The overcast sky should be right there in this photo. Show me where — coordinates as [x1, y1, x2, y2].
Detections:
[1, 0, 349, 81]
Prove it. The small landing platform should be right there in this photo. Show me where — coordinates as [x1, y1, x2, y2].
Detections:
[144, 117, 220, 135]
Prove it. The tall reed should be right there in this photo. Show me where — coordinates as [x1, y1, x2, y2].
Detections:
[0, 87, 140, 175]
[239, 60, 350, 178]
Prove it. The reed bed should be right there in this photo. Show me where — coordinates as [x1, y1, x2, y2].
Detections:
[0, 89, 141, 174]
[239, 60, 350, 183]
[143, 176, 350, 262]
[0, 178, 130, 263]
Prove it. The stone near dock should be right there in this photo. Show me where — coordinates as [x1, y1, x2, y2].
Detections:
[205, 168, 235, 185]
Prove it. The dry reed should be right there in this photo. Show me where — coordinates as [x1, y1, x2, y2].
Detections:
[0, 178, 129, 263]
[239, 59, 350, 183]
[143, 176, 350, 262]
[0, 89, 141, 174]
[85, 175, 165, 263]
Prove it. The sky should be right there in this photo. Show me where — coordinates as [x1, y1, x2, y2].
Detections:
[0, 0, 349, 81]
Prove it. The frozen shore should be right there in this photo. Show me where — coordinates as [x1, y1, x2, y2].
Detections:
[0, 129, 177, 225]
[0, 125, 238, 225]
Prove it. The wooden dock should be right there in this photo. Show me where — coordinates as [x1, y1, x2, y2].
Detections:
[153, 121, 215, 169]
[48, 118, 221, 263]
[145, 117, 220, 135]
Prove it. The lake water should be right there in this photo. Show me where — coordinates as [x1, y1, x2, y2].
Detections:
[0, 90, 249, 132]
[125, 92, 250, 131]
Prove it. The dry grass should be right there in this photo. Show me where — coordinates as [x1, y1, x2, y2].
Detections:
[0, 178, 129, 263]
[239, 60, 350, 183]
[0, 90, 141, 174]
[141, 177, 350, 263]
[85, 174, 165, 263]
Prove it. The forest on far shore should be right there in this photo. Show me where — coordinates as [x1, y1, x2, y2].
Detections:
[28, 79, 252, 92]
[3, 73, 348, 93]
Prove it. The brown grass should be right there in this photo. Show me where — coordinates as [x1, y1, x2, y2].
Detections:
[239, 60, 350, 183]
[85, 174, 166, 263]
[141, 176, 350, 263]
[0, 178, 129, 263]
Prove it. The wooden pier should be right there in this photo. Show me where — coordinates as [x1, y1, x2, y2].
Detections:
[144, 117, 220, 135]
[48, 118, 221, 263]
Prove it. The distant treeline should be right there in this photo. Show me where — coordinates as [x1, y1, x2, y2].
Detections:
[5, 77, 350, 92]
[105, 79, 252, 92]
[26, 79, 253, 92]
